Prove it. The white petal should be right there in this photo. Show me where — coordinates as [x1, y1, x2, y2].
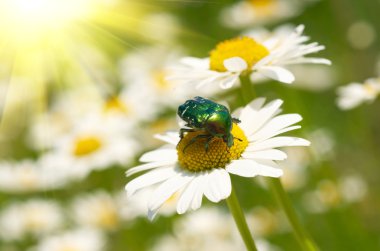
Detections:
[139, 148, 177, 163]
[227, 159, 283, 178]
[125, 167, 176, 196]
[224, 57, 248, 72]
[226, 159, 260, 177]
[219, 75, 240, 89]
[248, 125, 301, 142]
[191, 173, 207, 210]
[148, 171, 194, 219]
[254, 160, 283, 177]
[154, 133, 180, 145]
[247, 136, 311, 151]
[240, 99, 283, 136]
[242, 149, 287, 160]
[257, 66, 295, 84]
[177, 175, 202, 214]
[203, 169, 231, 203]
[180, 57, 209, 69]
[250, 114, 302, 141]
[126, 161, 174, 176]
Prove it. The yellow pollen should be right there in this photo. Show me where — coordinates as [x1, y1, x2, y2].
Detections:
[209, 36, 269, 72]
[153, 70, 170, 91]
[104, 97, 128, 114]
[73, 136, 102, 157]
[177, 124, 248, 172]
[249, 0, 274, 7]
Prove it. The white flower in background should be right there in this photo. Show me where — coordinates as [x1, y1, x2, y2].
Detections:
[71, 191, 123, 231]
[302, 175, 368, 213]
[0, 200, 63, 241]
[279, 147, 310, 191]
[28, 85, 135, 150]
[168, 25, 331, 90]
[246, 207, 282, 237]
[0, 159, 71, 193]
[336, 77, 380, 110]
[120, 46, 218, 114]
[125, 98, 309, 220]
[31, 228, 106, 251]
[220, 0, 303, 29]
[150, 207, 280, 251]
[120, 188, 178, 220]
[48, 114, 139, 179]
[338, 175, 368, 203]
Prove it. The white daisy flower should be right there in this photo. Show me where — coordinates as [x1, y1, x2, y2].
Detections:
[31, 228, 106, 251]
[120, 46, 219, 114]
[71, 190, 123, 231]
[125, 98, 310, 220]
[336, 77, 380, 110]
[0, 159, 71, 193]
[0, 199, 63, 241]
[48, 114, 139, 179]
[220, 0, 303, 29]
[151, 207, 280, 251]
[168, 25, 331, 90]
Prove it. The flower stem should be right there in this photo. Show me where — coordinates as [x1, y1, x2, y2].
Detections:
[239, 73, 256, 104]
[226, 185, 258, 251]
[238, 73, 319, 251]
[268, 178, 319, 251]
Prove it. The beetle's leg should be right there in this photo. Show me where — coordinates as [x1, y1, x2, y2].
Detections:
[234, 137, 242, 142]
[232, 118, 241, 124]
[204, 135, 216, 152]
[183, 134, 212, 153]
[179, 128, 199, 138]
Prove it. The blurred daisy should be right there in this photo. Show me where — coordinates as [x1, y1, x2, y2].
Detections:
[150, 207, 279, 251]
[121, 188, 179, 220]
[48, 114, 138, 179]
[336, 77, 380, 110]
[0, 159, 71, 193]
[120, 46, 217, 113]
[71, 191, 123, 231]
[220, 0, 302, 29]
[31, 228, 106, 251]
[125, 98, 309, 220]
[0, 199, 63, 241]
[168, 25, 331, 90]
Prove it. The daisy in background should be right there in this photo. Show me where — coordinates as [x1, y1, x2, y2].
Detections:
[0, 199, 63, 241]
[168, 25, 331, 90]
[71, 190, 125, 231]
[0, 159, 73, 193]
[220, 0, 304, 29]
[45, 113, 139, 180]
[150, 207, 280, 251]
[30, 228, 106, 251]
[119, 46, 219, 114]
[125, 97, 310, 220]
[336, 77, 380, 110]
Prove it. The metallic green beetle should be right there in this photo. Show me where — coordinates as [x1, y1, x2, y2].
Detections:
[177, 96, 241, 152]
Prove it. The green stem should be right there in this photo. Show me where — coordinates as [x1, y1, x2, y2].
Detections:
[268, 178, 319, 251]
[238, 73, 319, 251]
[239, 73, 256, 104]
[226, 186, 258, 251]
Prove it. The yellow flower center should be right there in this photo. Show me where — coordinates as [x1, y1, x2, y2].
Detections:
[73, 136, 102, 157]
[249, 0, 274, 7]
[209, 36, 269, 72]
[104, 97, 129, 114]
[153, 70, 170, 91]
[177, 124, 248, 172]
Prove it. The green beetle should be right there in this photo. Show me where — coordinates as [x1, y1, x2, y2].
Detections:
[177, 96, 241, 152]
